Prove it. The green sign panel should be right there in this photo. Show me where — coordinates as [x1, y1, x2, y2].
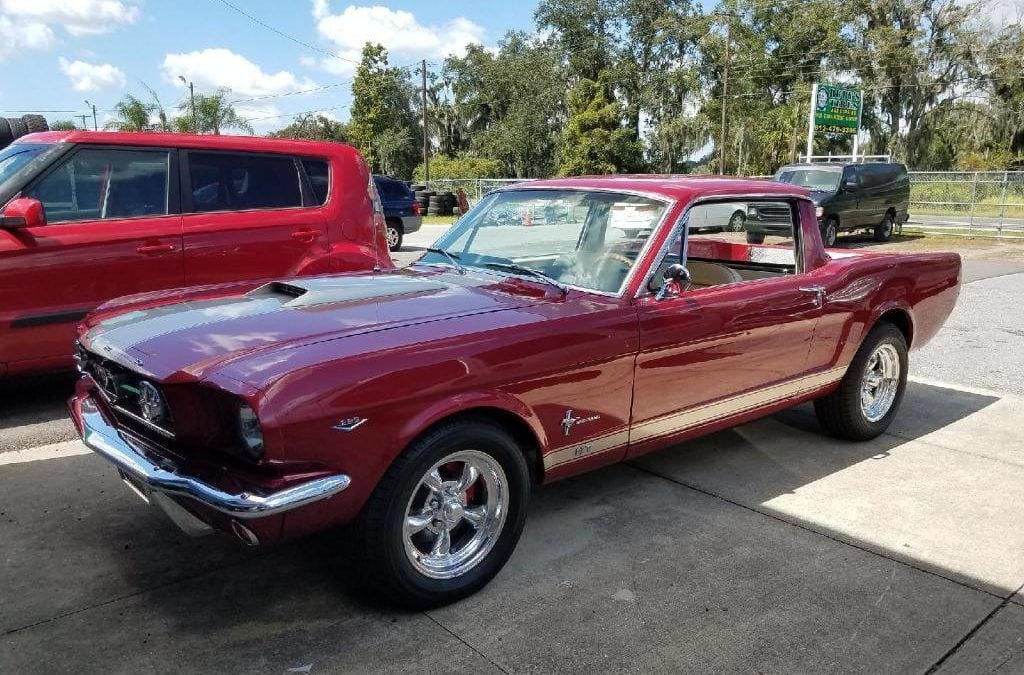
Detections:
[813, 84, 861, 135]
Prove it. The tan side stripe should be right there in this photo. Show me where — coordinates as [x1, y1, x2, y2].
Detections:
[543, 429, 630, 470]
[542, 366, 846, 470]
[631, 366, 847, 443]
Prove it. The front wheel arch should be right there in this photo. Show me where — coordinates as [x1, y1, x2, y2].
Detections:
[401, 405, 544, 486]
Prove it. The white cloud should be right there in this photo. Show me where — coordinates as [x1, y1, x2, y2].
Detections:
[59, 57, 125, 92]
[311, 3, 486, 74]
[0, 15, 53, 61]
[0, 0, 139, 36]
[162, 48, 318, 98]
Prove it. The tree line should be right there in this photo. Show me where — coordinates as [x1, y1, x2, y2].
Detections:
[93, 0, 1024, 178]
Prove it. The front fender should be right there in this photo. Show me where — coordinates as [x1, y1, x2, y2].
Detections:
[395, 389, 550, 458]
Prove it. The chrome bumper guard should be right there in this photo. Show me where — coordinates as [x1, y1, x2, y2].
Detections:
[78, 396, 351, 528]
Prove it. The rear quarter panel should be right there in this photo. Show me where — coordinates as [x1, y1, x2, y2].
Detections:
[806, 249, 960, 372]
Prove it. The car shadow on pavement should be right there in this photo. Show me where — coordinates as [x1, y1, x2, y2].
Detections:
[0, 372, 78, 450]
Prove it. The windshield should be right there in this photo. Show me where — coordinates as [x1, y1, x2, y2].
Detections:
[0, 143, 52, 190]
[774, 168, 841, 192]
[422, 189, 669, 295]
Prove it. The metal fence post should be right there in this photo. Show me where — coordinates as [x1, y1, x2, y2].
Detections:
[969, 172, 978, 235]
[998, 170, 1008, 234]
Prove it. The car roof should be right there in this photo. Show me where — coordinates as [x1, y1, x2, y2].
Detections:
[500, 175, 810, 202]
[14, 130, 360, 158]
[778, 162, 903, 170]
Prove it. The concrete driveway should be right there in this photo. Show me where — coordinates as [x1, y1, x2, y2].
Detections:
[1, 238, 1023, 673]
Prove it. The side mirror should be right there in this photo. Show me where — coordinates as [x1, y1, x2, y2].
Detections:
[656, 263, 691, 301]
[842, 179, 858, 191]
[1, 197, 46, 229]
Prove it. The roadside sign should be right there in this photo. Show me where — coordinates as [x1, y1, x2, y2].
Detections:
[813, 84, 862, 135]
[805, 83, 864, 161]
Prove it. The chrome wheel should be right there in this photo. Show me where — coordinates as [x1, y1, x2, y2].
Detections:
[728, 211, 746, 232]
[403, 450, 508, 580]
[386, 225, 400, 249]
[861, 343, 900, 422]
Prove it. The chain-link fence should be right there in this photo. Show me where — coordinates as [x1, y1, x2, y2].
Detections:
[908, 171, 1024, 237]
[423, 178, 530, 205]
[424, 172, 1024, 237]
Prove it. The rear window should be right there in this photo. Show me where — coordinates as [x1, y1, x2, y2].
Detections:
[302, 159, 329, 205]
[375, 178, 410, 201]
[189, 152, 301, 212]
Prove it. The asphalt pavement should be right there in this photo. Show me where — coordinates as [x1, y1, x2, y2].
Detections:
[1, 229, 1023, 673]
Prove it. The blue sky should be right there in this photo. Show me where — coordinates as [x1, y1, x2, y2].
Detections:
[0, 0, 539, 132]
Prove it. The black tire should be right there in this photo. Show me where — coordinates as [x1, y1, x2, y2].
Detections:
[21, 114, 48, 134]
[7, 116, 27, 139]
[874, 211, 894, 242]
[728, 210, 746, 232]
[354, 419, 531, 608]
[0, 118, 13, 148]
[745, 231, 766, 244]
[385, 218, 403, 251]
[814, 322, 908, 441]
[821, 217, 839, 247]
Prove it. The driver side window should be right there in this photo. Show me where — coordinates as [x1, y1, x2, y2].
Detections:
[649, 200, 799, 294]
[25, 148, 170, 224]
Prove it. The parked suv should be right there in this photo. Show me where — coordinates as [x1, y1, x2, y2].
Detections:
[773, 162, 910, 246]
[0, 131, 391, 377]
[373, 174, 421, 251]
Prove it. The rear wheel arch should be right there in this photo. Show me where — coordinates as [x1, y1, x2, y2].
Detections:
[875, 308, 914, 348]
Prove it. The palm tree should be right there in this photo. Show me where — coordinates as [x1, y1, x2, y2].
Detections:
[173, 89, 253, 135]
[105, 94, 151, 132]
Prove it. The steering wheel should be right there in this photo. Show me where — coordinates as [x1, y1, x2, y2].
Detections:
[596, 252, 635, 269]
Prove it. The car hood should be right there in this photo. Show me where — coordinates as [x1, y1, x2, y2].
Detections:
[809, 190, 835, 204]
[81, 267, 553, 384]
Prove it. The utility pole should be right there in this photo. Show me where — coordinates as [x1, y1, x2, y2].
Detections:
[421, 59, 429, 183]
[179, 76, 196, 131]
[76, 114, 89, 130]
[84, 100, 98, 130]
[719, 11, 732, 175]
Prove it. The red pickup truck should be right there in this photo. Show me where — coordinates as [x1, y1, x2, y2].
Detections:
[0, 131, 391, 377]
[70, 176, 960, 607]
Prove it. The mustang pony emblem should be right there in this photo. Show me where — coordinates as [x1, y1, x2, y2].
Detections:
[561, 409, 600, 436]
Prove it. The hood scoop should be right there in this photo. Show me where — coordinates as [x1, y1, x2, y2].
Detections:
[247, 275, 448, 308]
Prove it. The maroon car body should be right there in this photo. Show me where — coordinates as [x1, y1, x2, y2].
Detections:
[69, 175, 960, 604]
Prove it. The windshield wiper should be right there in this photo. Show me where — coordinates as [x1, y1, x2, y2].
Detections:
[482, 262, 569, 295]
[424, 247, 465, 274]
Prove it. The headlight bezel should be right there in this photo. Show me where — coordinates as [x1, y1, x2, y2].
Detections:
[237, 403, 265, 461]
[815, 206, 824, 219]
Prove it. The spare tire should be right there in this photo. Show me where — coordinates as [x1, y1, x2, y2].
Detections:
[0, 118, 13, 148]
[21, 114, 48, 134]
[7, 116, 28, 139]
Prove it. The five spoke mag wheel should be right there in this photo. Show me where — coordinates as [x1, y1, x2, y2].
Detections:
[403, 450, 508, 579]
[815, 321, 908, 440]
[355, 419, 530, 608]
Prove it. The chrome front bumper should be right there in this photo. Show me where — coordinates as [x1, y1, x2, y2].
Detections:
[75, 395, 351, 534]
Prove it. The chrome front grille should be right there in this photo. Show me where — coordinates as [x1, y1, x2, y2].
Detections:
[77, 343, 175, 438]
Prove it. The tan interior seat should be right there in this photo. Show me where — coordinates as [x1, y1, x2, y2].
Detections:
[687, 260, 744, 288]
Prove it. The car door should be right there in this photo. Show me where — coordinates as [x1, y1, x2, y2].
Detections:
[180, 150, 331, 286]
[627, 200, 824, 458]
[841, 165, 866, 226]
[0, 145, 183, 372]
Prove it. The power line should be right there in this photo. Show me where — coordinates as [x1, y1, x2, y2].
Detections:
[211, 0, 358, 65]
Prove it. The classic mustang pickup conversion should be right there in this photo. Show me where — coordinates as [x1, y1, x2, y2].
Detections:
[69, 176, 960, 606]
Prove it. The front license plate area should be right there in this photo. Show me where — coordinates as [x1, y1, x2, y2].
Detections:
[118, 469, 152, 505]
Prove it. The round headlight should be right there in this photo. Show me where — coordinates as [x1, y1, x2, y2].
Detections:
[138, 381, 167, 423]
[815, 206, 824, 218]
[238, 404, 265, 460]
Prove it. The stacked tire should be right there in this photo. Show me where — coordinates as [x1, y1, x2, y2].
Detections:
[427, 191, 456, 217]
[0, 115, 50, 150]
[414, 190, 434, 214]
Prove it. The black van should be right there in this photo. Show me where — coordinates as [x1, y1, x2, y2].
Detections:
[772, 162, 910, 246]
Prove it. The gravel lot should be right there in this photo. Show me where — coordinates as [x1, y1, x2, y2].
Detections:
[1, 229, 1022, 674]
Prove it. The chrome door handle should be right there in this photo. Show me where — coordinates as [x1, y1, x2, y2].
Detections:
[799, 285, 827, 307]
